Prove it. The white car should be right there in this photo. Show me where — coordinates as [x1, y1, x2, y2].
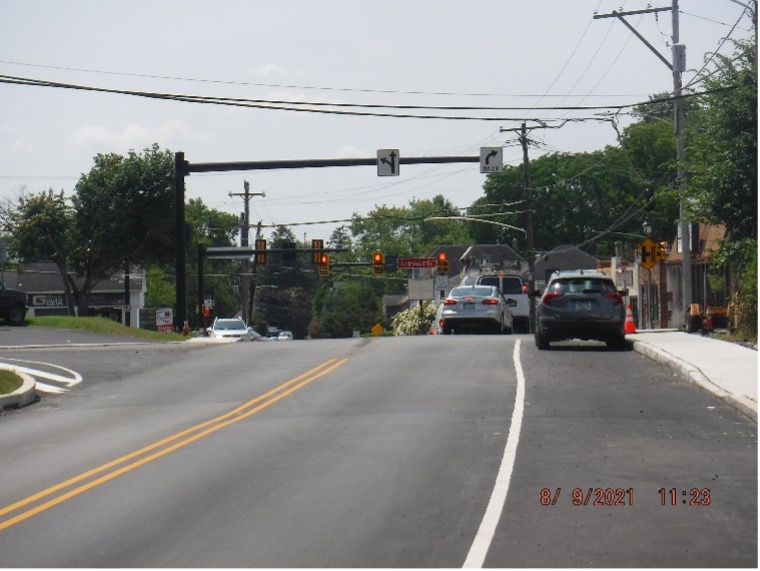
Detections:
[277, 330, 294, 341]
[208, 318, 251, 342]
[439, 285, 513, 335]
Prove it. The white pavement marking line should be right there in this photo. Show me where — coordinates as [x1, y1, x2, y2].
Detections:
[0, 359, 83, 394]
[463, 338, 525, 568]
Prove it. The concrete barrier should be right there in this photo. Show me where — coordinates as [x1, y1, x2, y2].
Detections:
[0, 367, 37, 410]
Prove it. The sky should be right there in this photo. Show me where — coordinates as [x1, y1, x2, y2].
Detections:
[0, 0, 755, 245]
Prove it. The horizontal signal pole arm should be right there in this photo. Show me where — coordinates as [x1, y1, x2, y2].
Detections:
[184, 155, 479, 174]
[204, 246, 348, 259]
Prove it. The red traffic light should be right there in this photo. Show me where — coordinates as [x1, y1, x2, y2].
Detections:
[372, 252, 384, 275]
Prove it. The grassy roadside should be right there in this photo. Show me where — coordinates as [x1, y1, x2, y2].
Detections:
[0, 369, 23, 395]
[27, 316, 189, 342]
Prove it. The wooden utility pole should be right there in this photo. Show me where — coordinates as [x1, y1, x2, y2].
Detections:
[229, 181, 264, 324]
[500, 121, 549, 333]
[520, 123, 536, 334]
[594, 1, 691, 327]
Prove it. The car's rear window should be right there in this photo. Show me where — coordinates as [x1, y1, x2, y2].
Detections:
[550, 278, 616, 294]
[451, 286, 495, 298]
[479, 276, 523, 294]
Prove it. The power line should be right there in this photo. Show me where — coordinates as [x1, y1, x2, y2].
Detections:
[0, 59, 648, 99]
[0, 73, 730, 122]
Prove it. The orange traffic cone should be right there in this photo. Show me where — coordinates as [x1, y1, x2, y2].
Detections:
[624, 303, 637, 334]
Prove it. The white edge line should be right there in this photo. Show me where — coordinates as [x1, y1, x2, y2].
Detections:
[0, 362, 82, 386]
[33, 382, 68, 394]
[463, 338, 525, 568]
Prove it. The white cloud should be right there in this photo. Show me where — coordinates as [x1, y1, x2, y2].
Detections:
[9, 137, 36, 154]
[70, 121, 211, 151]
[248, 63, 288, 78]
[335, 144, 369, 158]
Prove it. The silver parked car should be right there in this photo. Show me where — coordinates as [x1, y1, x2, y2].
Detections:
[535, 270, 626, 350]
[439, 285, 513, 335]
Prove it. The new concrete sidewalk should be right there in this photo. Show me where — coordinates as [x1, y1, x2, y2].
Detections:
[629, 330, 758, 421]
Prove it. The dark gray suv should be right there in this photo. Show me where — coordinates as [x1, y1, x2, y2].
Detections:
[535, 270, 626, 350]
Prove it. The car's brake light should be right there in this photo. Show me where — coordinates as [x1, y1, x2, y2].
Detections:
[603, 292, 624, 305]
[481, 298, 499, 305]
[522, 283, 529, 293]
[541, 291, 564, 305]
[443, 299, 457, 305]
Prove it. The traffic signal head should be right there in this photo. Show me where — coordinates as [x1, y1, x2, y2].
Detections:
[437, 252, 450, 273]
[312, 239, 324, 264]
[317, 253, 330, 277]
[255, 239, 267, 264]
[372, 252, 384, 275]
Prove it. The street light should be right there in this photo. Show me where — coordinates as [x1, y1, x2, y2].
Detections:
[643, 220, 653, 237]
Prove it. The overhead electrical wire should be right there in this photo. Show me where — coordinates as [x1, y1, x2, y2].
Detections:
[0, 59, 646, 99]
[0, 73, 732, 122]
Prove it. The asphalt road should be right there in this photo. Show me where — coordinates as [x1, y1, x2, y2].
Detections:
[0, 333, 756, 567]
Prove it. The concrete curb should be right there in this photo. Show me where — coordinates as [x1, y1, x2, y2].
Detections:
[0, 367, 37, 411]
[632, 340, 757, 422]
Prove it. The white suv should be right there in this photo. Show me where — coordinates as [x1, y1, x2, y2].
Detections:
[476, 274, 530, 333]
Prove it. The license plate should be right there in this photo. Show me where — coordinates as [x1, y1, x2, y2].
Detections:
[463, 302, 475, 309]
[574, 301, 592, 311]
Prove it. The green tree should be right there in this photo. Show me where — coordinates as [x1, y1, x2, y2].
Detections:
[313, 280, 384, 338]
[350, 194, 472, 259]
[184, 198, 240, 324]
[472, 148, 649, 257]
[254, 225, 318, 338]
[1, 189, 78, 314]
[60, 144, 175, 315]
[685, 39, 757, 338]
[687, 40, 757, 242]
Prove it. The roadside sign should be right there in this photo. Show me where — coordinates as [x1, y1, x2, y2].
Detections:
[639, 238, 665, 271]
[377, 149, 399, 176]
[371, 323, 384, 336]
[398, 257, 437, 269]
[480, 147, 503, 173]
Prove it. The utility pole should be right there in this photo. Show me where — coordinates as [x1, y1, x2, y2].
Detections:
[501, 121, 560, 334]
[520, 123, 536, 334]
[594, 0, 692, 328]
[229, 181, 265, 324]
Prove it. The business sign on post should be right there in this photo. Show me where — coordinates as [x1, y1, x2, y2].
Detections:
[398, 257, 437, 269]
[156, 308, 174, 333]
[408, 279, 435, 301]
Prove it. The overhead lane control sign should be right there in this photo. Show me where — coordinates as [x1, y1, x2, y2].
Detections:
[480, 147, 503, 173]
[377, 149, 399, 176]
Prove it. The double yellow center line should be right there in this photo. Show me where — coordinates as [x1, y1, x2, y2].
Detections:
[0, 357, 348, 532]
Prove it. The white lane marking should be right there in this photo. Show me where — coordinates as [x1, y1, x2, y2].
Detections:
[31, 382, 68, 394]
[0, 359, 83, 393]
[463, 338, 526, 568]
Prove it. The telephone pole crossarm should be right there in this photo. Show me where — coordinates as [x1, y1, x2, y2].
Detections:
[594, 7, 674, 70]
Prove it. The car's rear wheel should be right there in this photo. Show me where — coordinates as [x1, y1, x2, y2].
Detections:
[535, 330, 550, 350]
[606, 334, 626, 350]
[6, 304, 25, 326]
